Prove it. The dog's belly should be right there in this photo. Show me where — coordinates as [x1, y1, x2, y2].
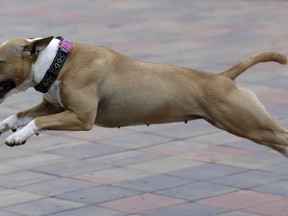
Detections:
[95, 108, 196, 128]
[93, 60, 210, 128]
[95, 94, 203, 128]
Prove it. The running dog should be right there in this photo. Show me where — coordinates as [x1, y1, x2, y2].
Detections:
[0, 36, 287, 156]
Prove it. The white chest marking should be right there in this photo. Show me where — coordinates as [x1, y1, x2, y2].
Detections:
[43, 80, 63, 106]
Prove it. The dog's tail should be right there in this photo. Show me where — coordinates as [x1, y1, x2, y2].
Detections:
[220, 51, 287, 80]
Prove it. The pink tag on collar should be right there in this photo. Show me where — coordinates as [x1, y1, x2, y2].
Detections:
[59, 38, 73, 53]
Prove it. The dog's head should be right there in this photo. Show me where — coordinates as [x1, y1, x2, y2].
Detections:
[0, 36, 53, 102]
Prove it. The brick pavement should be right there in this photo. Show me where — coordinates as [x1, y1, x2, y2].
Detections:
[0, 0, 288, 215]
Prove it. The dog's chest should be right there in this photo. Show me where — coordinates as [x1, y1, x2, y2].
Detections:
[43, 81, 63, 106]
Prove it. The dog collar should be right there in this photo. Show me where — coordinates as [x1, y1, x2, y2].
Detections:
[34, 36, 73, 93]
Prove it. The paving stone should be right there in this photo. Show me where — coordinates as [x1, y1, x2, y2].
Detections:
[180, 146, 254, 162]
[198, 190, 284, 210]
[190, 131, 242, 145]
[114, 174, 192, 192]
[257, 88, 288, 108]
[0, 164, 23, 175]
[216, 211, 261, 216]
[0, 146, 36, 161]
[167, 163, 245, 181]
[211, 170, 288, 189]
[260, 163, 288, 175]
[127, 156, 203, 174]
[49, 206, 127, 216]
[22, 136, 89, 151]
[0, 211, 23, 216]
[142, 203, 227, 216]
[72, 167, 153, 184]
[91, 150, 163, 166]
[148, 121, 218, 139]
[218, 152, 287, 170]
[31, 159, 113, 177]
[98, 193, 186, 214]
[18, 178, 95, 196]
[98, 132, 173, 149]
[223, 140, 270, 152]
[0, 153, 72, 169]
[139, 139, 209, 156]
[56, 186, 140, 204]
[157, 182, 238, 201]
[47, 143, 126, 159]
[0, 189, 43, 208]
[0, 171, 56, 188]
[63, 126, 133, 142]
[4, 198, 85, 216]
[252, 180, 288, 197]
[244, 198, 288, 216]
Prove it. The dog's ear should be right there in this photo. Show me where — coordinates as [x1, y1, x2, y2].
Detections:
[22, 36, 54, 57]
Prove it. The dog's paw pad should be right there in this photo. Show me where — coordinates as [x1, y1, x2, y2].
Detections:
[5, 141, 14, 147]
[5, 139, 26, 147]
[5, 133, 27, 147]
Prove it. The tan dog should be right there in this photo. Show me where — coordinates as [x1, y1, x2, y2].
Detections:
[0, 36, 287, 156]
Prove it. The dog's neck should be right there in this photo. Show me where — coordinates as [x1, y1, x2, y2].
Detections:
[31, 38, 60, 85]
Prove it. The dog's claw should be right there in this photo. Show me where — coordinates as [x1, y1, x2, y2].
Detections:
[5, 141, 14, 147]
[5, 138, 27, 147]
[11, 128, 17, 132]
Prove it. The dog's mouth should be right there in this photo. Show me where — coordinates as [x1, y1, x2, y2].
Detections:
[0, 79, 16, 99]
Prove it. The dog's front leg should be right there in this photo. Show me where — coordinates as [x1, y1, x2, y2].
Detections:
[0, 99, 63, 135]
[5, 119, 39, 146]
[2, 100, 64, 147]
[0, 115, 21, 134]
[5, 109, 96, 146]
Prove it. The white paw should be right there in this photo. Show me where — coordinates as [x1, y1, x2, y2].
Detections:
[5, 120, 39, 147]
[0, 115, 18, 134]
[5, 133, 27, 146]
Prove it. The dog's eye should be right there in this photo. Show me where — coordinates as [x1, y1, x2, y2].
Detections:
[0, 60, 5, 64]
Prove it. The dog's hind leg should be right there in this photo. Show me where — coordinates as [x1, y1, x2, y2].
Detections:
[205, 86, 288, 156]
